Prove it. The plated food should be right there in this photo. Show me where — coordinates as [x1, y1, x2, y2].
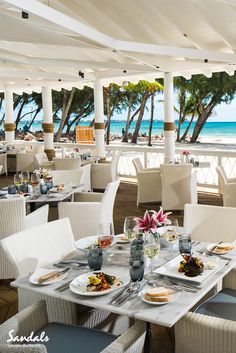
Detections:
[207, 242, 234, 254]
[141, 287, 179, 305]
[178, 255, 204, 277]
[70, 269, 129, 296]
[86, 272, 122, 292]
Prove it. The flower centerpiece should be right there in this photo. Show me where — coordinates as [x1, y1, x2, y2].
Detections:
[134, 208, 171, 234]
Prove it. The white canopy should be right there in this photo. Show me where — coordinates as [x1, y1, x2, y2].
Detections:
[0, 0, 235, 92]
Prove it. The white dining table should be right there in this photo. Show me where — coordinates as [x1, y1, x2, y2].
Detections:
[11, 242, 236, 328]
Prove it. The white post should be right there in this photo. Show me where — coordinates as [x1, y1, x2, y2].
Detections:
[42, 86, 55, 160]
[94, 79, 105, 158]
[164, 72, 175, 163]
[4, 90, 15, 145]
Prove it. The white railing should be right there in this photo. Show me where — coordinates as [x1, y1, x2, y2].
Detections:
[12, 140, 236, 188]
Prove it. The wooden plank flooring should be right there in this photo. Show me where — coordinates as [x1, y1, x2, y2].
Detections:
[0, 175, 223, 352]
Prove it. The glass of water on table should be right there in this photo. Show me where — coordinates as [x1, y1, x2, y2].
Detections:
[144, 230, 161, 279]
[163, 218, 180, 256]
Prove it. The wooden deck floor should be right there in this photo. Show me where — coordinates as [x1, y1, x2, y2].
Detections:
[0, 176, 223, 352]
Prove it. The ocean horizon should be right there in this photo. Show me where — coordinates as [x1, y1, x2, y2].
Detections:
[6, 119, 236, 140]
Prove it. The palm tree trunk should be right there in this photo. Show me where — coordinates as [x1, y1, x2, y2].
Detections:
[122, 93, 133, 143]
[131, 93, 149, 144]
[55, 88, 75, 142]
[148, 93, 155, 146]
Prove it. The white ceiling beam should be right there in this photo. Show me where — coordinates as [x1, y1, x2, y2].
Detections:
[116, 41, 236, 63]
[0, 69, 79, 80]
[1, 0, 115, 48]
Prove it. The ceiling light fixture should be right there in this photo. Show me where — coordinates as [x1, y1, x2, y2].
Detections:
[79, 71, 84, 79]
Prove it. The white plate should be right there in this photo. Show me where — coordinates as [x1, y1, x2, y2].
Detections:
[207, 242, 235, 255]
[140, 289, 180, 305]
[115, 234, 131, 244]
[76, 235, 118, 251]
[29, 268, 68, 286]
[50, 186, 65, 193]
[154, 254, 225, 285]
[70, 268, 129, 296]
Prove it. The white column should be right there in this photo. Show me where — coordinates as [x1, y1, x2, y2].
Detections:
[164, 72, 175, 163]
[4, 90, 15, 144]
[94, 79, 105, 158]
[42, 86, 54, 159]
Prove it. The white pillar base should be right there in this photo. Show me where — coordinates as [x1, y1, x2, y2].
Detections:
[164, 131, 175, 163]
[95, 129, 105, 158]
[5, 131, 15, 145]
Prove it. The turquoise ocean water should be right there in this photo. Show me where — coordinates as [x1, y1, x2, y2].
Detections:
[13, 120, 236, 139]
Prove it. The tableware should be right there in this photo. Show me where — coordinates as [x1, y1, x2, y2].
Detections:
[88, 247, 103, 271]
[40, 183, 48, 195]
[196, 249, 231, 261]
[76, 235, 117, 252]
[179, 234, 192, 255]
[112, 281, 141, 306]
[70, 269, 129, 296]
[207, 242, 234, 255]
[144, 231, 160, 279]
[98, 222, 114, 249]
[31, 173, 40, 194]
[21, 171, 30, 184]
[14, 173, 22, 188]
[29, 267, 69, 285]
[49, 186, 65, 193]
[8, 185, 17, 194]
[154, 254, 226, 285]
[115, 234, 131, 244]
[123, 216, 138, 240]
[130, 233, 145, 281]
[163, 219, 180, 255]
[55, 280, 73, 292]
[140, 288, 180, 305]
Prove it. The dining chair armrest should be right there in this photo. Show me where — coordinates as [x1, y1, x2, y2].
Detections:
[175, 312, 236, 353]
[0, 301, 48, 344]
[25, 205, 49, 229]
[228, 177, 236, 183]
[101, 321, 146, 353]
[39, 162, 55, 170]
[73, 192, 103, 202]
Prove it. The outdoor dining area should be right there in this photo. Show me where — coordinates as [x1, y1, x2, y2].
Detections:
[0, 148, 236, 353]
[2, 0, 236, 352]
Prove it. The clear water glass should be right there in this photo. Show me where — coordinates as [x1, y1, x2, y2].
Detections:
[123, 216, 138, 240]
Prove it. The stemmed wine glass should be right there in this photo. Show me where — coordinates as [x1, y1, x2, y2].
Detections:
[30, 173, 40, 195]
[21, 171, 30, 184]
[144, 231, 161, 279]
[163, 218, 180, 257]
[97, 222, 114, 249]
[14, 173, 22, 190]
[123, 216, 138, 241]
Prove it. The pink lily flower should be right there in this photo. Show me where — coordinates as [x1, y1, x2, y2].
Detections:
[154, 207, 172, 225]
[134, 210, 160, 232]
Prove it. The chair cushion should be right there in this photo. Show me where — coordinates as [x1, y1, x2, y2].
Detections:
[195, 288, 236, 321]
[35, 323, 116, 353]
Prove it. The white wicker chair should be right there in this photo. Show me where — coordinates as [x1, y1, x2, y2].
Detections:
[80, 164, 92, 192]
[175, 269, 236, 353]
[51, 170, 84, 189]
[0, 198, 48, 279]
[91, 152, 120, 190]
[161, 163, 197, 210]
[1, 218, 78, 324]
[0, 301, 146, 353]
[16, 152, 34, 172]
[53, 157, 81, 170]
[58, 180, 120, 239]
[216, 165, 236, 207]
[34, 153, 55, 170]
[184, 203, 236, 242]
[132, 158, 162, 206]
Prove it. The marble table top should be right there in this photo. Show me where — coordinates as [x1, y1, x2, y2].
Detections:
[12, 242, 236, 328]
